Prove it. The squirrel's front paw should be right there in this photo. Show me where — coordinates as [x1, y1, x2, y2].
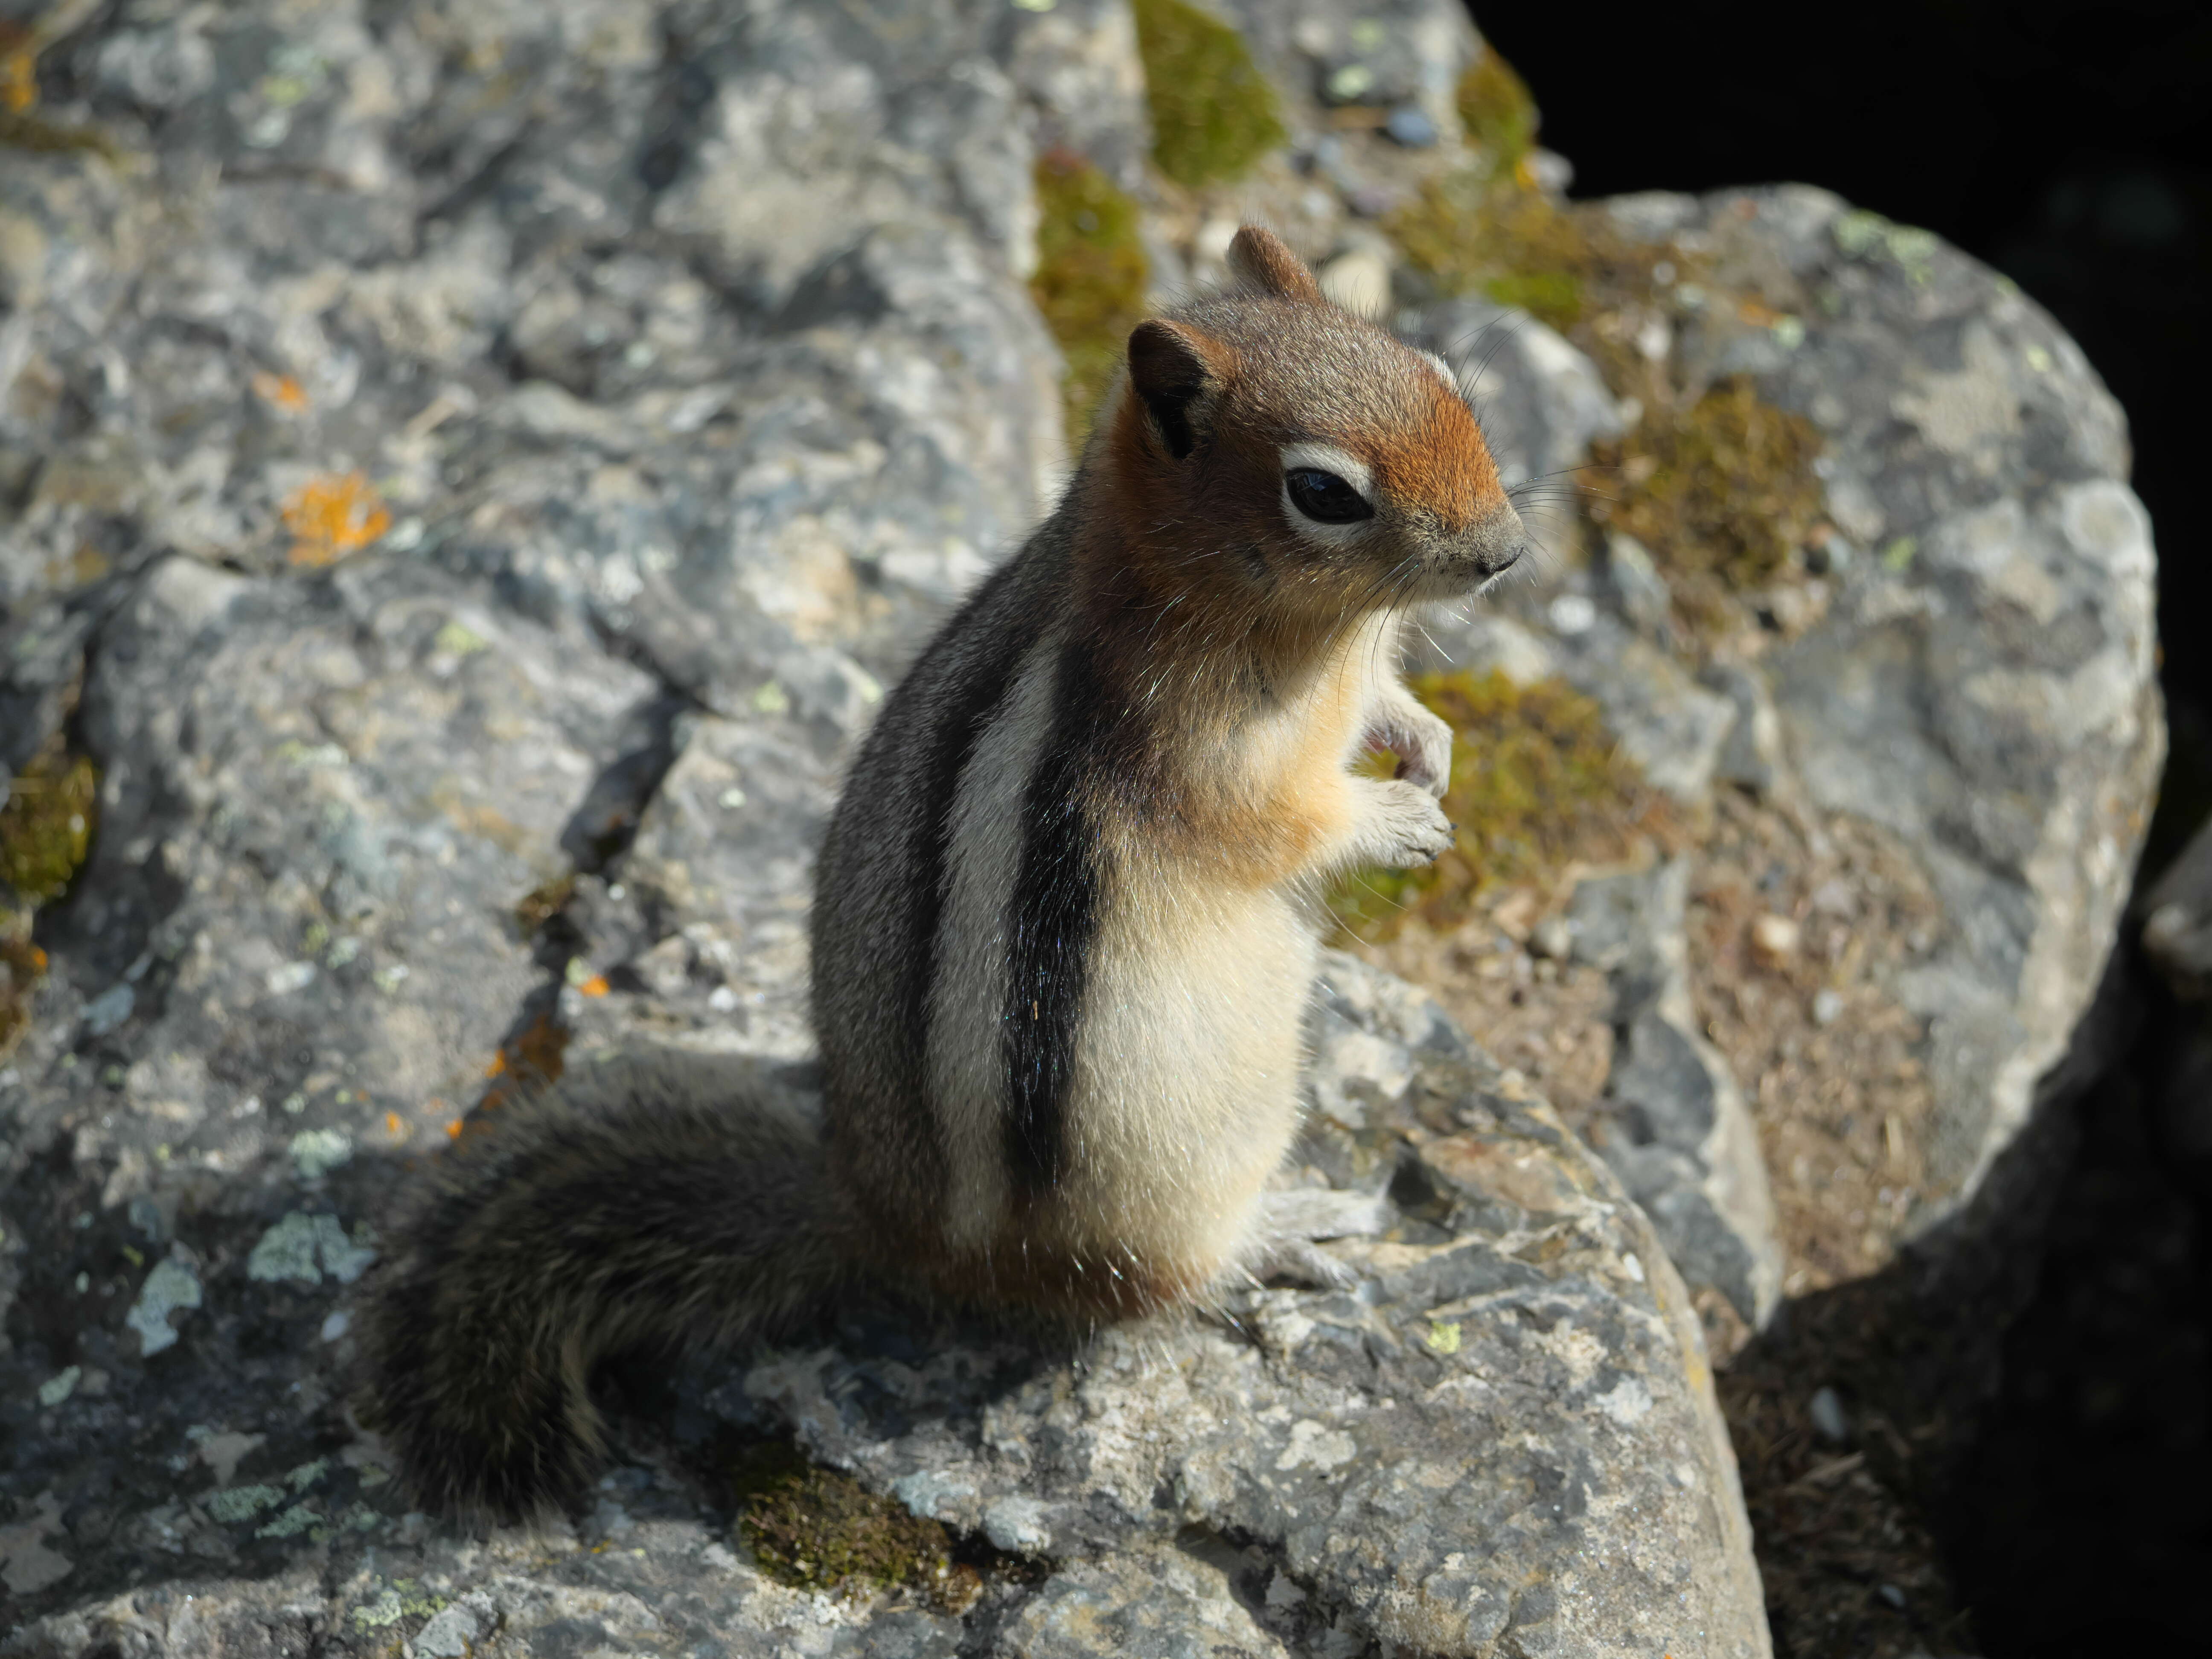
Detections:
[1369, 703, 1454, 798]
[1365, 780, 1455, 867]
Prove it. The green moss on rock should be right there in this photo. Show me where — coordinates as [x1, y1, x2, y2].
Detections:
[1031, 150, 1150, 446]
[0, 934, 44, 1057]
[0, 110, 121, 159]
[1388, 168, 1667, 337]
[1331, 669, 1670, 943]
[514, 872, 576, 938]
[0, 740, 97, 905]
[1133, 0, 1285, 189]
[1455, 48, 1537, 172]
[1588, 376, 1825, 629]
[727, 1438, 967, 1607]
[1387, 49, 1573, 323]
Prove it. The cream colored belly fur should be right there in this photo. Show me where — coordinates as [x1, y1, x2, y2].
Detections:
[1047, 870, 1317, 1283]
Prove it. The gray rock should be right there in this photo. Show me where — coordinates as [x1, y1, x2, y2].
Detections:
[1569, 865, 1784, 1326]
[581, 710, 841, 1064]
[0, 1, 2167, 1651]
[1543, 617, 1737, 811]
[2142, 816, 2212, 1003]
[1, 951, 1769, 1657]
[1599, 531, 1674, 642]
[1386, 105, 1440, 148]
[1698, 186, 2165, 1215]
[2, 0, 1103, 747]
[1704, 661, 1794, 800]
[1807, 1385, 1850, 1446]
[0, 1, 1773, 1651]
[2141, 818, 2212, 1164]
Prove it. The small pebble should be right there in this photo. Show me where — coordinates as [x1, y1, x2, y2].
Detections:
[1384, 105, 1438, 148]
[83, 982, 135, 1036]
[1809, 1383, 1850, 1444]
[1811, 988, 1845, 1026]
[1325, 63, 1375, 101]
[1317, 248, 1390, 317]
[1529, 917, 1574, 961]
[1344, 183, 1397, 219]
[1193, 216, 1239, 265]
[266, 960, 317, 997]
[1877, 1583, 1906, 1610]
[1749, 913, 1800, 966]
[1548, 594, 1597, 635]
[1806, 535, 1856, 577]
[1807, 877, 1856, 917]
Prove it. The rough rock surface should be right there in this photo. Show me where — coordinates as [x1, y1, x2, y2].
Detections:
[0, 0, 1779, 1651]
[1562, 860, 1783, 1325]
[0, 0, 2167, 1648]
[2, 949, 1770, 1658]
[1729, 188, 2163, 1217]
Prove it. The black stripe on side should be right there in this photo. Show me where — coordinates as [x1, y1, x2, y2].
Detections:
[893, 632, 1029, 1109]
[1002, 639, 1115, 1190]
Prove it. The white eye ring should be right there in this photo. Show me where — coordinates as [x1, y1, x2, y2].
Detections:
[1278, 442, 1375, 547]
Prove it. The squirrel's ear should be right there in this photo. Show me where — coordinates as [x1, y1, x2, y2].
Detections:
[1225, 225, 1323, 303]
[1127, 319, 1227, 460]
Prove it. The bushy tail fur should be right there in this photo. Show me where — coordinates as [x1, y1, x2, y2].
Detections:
[359, 1053, 851, 1521]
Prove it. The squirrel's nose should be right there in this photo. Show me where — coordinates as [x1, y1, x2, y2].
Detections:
[1481, 540, 1529, 578]
[1468, 507, 1529, 576]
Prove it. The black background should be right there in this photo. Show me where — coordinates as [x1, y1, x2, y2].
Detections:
[1472, 3, 2212, 1651]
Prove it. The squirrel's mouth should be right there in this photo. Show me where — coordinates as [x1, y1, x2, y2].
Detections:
[1403, 504, 1530, 598]
[1405, 534, 1527, 602]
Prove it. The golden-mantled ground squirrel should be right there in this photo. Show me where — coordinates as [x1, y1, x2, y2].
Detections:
[363, 227, 1528, 1519]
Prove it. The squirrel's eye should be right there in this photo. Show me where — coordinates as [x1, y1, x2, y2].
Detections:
[1284, 467, 1375, 525]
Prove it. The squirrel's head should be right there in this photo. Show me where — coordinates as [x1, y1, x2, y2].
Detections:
[1103, 226, 1527, 623]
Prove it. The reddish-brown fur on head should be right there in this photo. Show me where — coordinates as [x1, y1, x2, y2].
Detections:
[1079, 227, 1525, 677]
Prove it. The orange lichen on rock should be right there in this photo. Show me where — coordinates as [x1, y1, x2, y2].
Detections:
[253, 372, 309, 413]
[479, 1011, 569, 1112]
[0, 26, 35, 115]
[283, 472, 390, 566]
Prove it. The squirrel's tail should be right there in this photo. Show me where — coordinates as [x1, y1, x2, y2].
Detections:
[359, 1053, 851, 1521]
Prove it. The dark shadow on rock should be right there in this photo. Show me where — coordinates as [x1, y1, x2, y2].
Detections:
[1723, 914, 2212, 1659]
[1937, 931, 2212, 1656]
[770, 245, 896, 335]
[0, 1135, 422, 1626]
[557, 691, 690, 875]
[1723, 949, 2132, 1657]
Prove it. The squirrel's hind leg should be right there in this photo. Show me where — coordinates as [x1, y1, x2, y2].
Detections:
[1234, 1187, 1393, 1291]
